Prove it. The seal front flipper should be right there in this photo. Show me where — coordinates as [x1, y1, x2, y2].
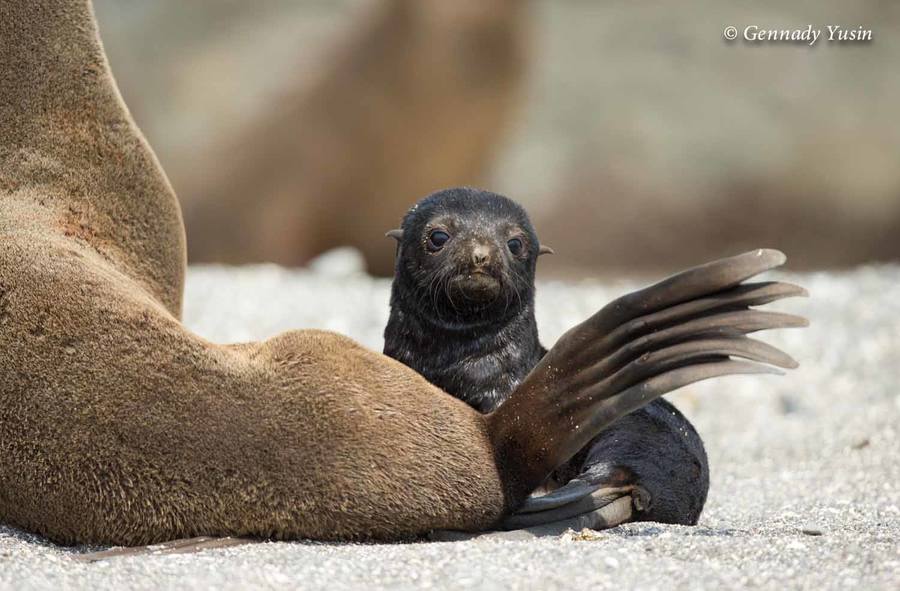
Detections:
[502, 481, 643, 528]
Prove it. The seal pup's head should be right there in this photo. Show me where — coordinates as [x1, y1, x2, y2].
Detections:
[387, 187, 552, 325]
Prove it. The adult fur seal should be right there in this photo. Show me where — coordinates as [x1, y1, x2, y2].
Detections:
[385, 188, 805, 530]
[0, 0, 805, 548]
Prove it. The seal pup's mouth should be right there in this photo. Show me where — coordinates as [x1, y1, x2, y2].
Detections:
[449, 269, 502, 303]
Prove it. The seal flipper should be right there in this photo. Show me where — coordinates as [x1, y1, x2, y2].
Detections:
[515, 479, 605, 513]
[502, 484, 636, 528]
[526, 281, 806, 521]
[430, 477, 643, 540]
[499, 282, 809, 531]
[430, 493, 636, 541]
[488, 251, 806, 522]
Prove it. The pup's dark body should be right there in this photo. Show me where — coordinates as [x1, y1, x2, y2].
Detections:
[385, 188, 709, 525]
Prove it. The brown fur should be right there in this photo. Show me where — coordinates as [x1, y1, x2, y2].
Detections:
[0, 0, 507, 546]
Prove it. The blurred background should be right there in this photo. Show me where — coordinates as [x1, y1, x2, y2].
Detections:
[94, 0, 900, 278]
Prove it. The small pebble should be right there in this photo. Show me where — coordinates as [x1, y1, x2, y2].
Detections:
[851, 439, 870, 450]
[801, 527, 824, 536]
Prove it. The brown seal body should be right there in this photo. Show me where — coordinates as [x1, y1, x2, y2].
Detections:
[0, 0, 804, 547]
[0, 0, 508, 545]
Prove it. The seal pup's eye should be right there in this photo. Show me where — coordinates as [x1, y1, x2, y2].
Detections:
[427, 230, 451, 252]
[507, 238, 524, 256]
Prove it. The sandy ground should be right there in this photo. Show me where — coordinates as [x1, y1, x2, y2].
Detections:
[2, 256, 898, 590]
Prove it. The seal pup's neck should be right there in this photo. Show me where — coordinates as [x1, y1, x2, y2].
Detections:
[385, 280, 545, 413]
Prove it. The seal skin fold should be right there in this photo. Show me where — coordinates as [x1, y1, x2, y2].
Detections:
[0, 0, 806, 547]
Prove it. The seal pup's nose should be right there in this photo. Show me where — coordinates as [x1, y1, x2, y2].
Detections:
[471, 244, 492, 268]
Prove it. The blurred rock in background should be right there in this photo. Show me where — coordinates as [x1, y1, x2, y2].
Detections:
[95, 0, 900, 277]
[95, 0, 527, 276]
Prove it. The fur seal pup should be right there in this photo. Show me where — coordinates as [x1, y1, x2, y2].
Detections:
[385, 188, 807, 530]
[1, 0, 805, 548]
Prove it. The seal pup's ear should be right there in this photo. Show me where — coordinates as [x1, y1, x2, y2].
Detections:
[386, 229, 404, 242]
[538, 244, 555, 256]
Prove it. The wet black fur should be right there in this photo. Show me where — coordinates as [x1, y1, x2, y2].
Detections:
[384, 187, 709, 525]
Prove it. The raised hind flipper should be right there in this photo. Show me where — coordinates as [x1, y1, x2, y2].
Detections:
[485, 264, 806, 533]
[486, 249, 806, 518]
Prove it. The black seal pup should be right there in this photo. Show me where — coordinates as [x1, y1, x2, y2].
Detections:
[384, 188, 805, 528]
